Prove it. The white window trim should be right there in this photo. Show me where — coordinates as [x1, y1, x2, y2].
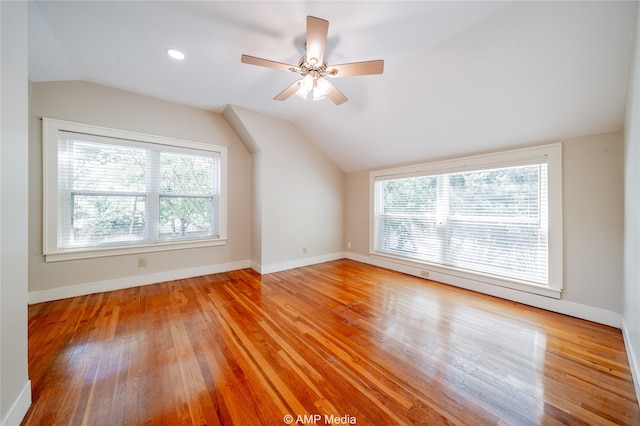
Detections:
[369, 143, 563, 298]
[42, 118, 228, 262]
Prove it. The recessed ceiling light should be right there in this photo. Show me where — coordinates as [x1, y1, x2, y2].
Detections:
[166, 48, 185, 60]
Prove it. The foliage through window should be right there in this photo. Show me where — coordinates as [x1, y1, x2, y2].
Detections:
[371, 145, 562, 293]
[43, 119, 227, 260]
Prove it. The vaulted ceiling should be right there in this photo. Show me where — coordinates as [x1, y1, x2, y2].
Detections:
[28, 1, 637, 172]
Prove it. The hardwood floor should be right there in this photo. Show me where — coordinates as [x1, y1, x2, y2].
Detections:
[23, 260, 639, 425]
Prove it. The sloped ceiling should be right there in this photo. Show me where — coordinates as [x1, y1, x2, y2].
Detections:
[28, 1, 637, 172]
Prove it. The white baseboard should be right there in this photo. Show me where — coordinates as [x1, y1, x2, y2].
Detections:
[256, 252, 345, 275]
[29, 252, 343, 304]
[345, 252, 622, 328]
[1, 380, 31, 426]
[250, 260, 262, 274]
[621, 318, 640, 402]
[28, 260, 252, 304]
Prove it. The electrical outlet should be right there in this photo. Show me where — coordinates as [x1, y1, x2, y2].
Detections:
[420, 270, 430, 278]
[347, 242, 352, 249]
[138, 257, 147, 268]
[302, 247, 308, 254]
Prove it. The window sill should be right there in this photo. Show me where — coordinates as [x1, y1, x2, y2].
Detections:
[44, 238, 227, 262]
[369, 252, 562, 299]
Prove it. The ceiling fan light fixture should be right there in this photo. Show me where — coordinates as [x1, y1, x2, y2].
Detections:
[313, 78, 332, 101]
[312, 88, 325, 101]
[296, 74, 314, 99]
[296, 74, 332, 102]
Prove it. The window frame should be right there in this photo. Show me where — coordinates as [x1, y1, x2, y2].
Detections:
[369, 143, 563, 298]
[43, 118, 228, 262]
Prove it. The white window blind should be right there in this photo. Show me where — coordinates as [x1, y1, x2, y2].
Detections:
[371, 144, 562, 293]
[43, 118, 227, 261]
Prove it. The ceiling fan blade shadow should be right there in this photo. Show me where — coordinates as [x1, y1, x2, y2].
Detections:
[274, 80, 301, 101]
[241, 54, 297, 72]
[166, 2, 285, 38]
[326, 81, 348, 105]
[327, 60, 384, 77]
[306, 16, 329, 65]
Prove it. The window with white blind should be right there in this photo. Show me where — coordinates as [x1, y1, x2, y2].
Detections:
[43, 118, 228, 261]
[371, 144, 562, 296]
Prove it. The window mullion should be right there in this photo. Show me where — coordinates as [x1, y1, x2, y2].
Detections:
[146, 150, 160, 241]
[436, 174, 450, 264]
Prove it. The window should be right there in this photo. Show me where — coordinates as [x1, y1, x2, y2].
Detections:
[371, 144, 562, 297]
[43, 118, 228, 261]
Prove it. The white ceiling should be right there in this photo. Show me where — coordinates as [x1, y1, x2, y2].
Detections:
[28, 1, 637, 173]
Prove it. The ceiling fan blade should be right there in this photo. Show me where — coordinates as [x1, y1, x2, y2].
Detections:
[241, 54, 296, 72]
[306, 16, 329, 66]
[274, 80, 301, 101]
[326, 81, 348, 105]
[327, 60, 384, 77]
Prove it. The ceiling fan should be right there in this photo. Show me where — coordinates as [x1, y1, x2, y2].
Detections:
[241, 16, 384, 105]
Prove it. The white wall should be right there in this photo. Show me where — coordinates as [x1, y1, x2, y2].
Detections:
[344, 169, 369, 256]
[221, 106, 262, 265]
[563, 132, 624, 312]
[345, 132, 625, 326]
[623, 1, 640, 403]
[0, 2, 31, 424]
[28, 81, 252, 301]
[223, 105, 344, 273]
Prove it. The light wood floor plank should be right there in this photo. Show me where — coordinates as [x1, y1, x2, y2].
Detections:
[22, 260, 639, 425]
